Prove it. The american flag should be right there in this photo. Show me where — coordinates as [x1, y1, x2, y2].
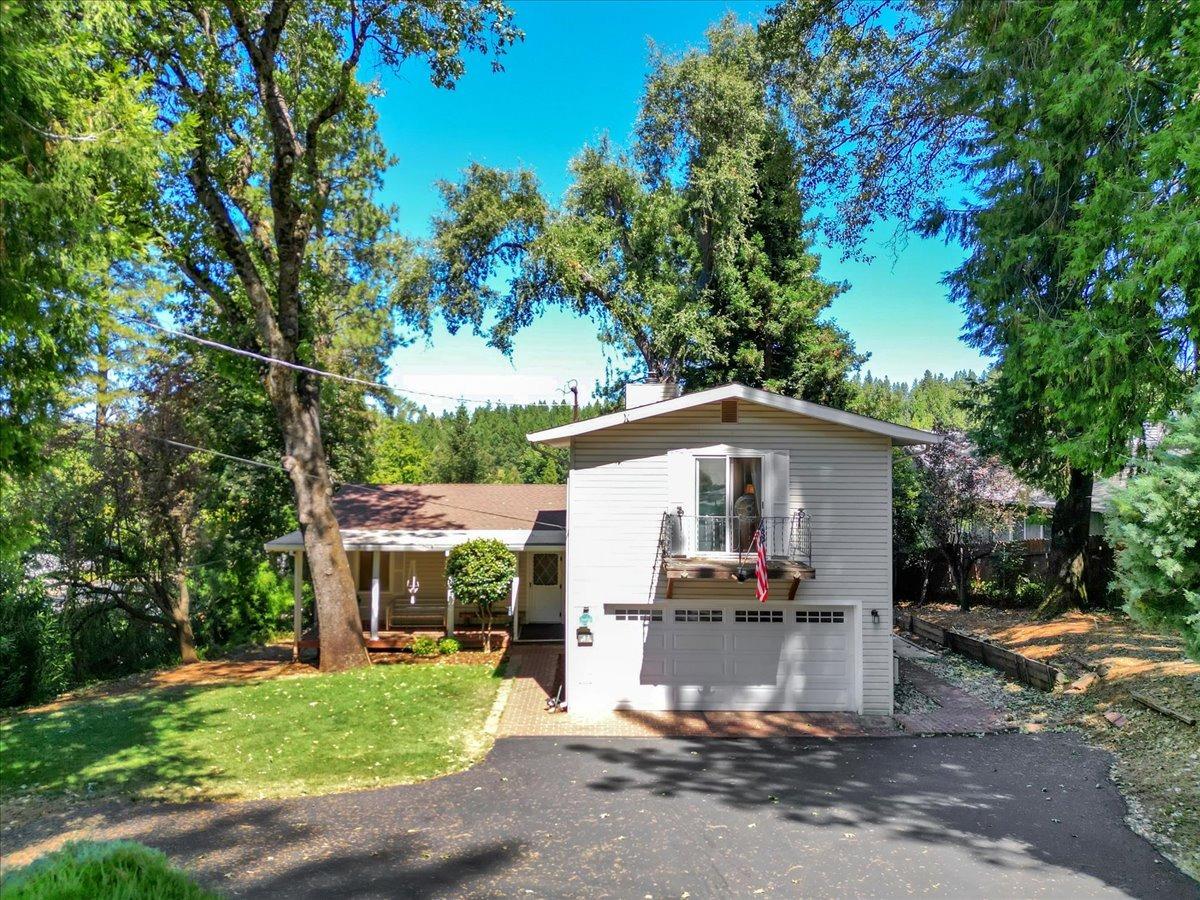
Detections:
[754, 527, 768, 603]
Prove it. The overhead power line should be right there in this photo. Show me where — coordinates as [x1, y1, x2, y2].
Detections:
[66, 415, 567, 531]
[78, 297, 498, 406]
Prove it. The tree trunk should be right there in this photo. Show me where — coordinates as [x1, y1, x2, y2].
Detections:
[482, 604, 493, 653]
[955, 564, 971, 611]
[273, 379, 367, 672]
[1039, 467, 1094, 617]
[173, 569, 199, 664]
[918, 564, 930, 606]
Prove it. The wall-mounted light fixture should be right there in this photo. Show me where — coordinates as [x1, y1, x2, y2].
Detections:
[577, 606, 594, 647]
[871, 608, 880, 625]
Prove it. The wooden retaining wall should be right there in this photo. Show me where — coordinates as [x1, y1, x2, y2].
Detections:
[896, 610, 1061, 691]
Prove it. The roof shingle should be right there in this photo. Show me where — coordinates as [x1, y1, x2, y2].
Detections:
[331, 483, 566, 532]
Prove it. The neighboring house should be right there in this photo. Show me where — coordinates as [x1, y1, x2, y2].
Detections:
[268, 381, 938, 715]
[997, 423, 1166, 543]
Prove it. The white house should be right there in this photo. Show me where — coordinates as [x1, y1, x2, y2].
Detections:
[529, 382, 938, 715]
[268, 381, 938, 715]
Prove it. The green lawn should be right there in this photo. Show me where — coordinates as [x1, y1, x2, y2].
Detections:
[0, 663, 500, 802]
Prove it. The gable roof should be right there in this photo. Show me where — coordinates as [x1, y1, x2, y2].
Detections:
[264, 483, 566, 552]
[527, 383, 941, 447]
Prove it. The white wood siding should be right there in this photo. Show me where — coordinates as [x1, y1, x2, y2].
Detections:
[564, 400, 894, 714]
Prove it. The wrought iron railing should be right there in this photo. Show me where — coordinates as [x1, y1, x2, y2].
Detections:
[660, 510, 812, 567]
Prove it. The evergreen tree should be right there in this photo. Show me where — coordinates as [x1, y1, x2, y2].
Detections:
[924, 0, 1199, 612]
[435, 406, 483, 483]
[0, 0, 165, 479]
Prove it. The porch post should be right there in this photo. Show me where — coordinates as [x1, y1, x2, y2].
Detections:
[511, 572, 521, 643]
[292, 550, 303, 661]
[445, 549, 455, 634]
[370, 550, 381, 640]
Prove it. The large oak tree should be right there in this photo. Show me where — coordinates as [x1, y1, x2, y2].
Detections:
[137, 0, 517, 669]
[431, 18, 862, 403]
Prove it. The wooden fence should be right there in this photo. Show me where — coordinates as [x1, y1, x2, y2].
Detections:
[896, 610, 1061, 691]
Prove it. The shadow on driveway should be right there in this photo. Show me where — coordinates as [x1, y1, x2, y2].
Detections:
[3, 733, 1194, 898]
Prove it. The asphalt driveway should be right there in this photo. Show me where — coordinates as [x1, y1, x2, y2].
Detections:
[4, 733, 1194, 898]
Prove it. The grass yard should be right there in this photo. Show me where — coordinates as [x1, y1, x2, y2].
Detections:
[0, 663, 501, 803]
[906, 604, 1200, 881]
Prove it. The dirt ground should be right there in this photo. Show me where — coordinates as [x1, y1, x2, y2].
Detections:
[904, 604, 1200, 881]
[21, 640, 505, 715]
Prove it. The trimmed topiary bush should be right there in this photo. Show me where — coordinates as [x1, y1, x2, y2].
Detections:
[445, 539, 517, 652]
[437, 636, 461, 656]
[0, 840, 214, 899]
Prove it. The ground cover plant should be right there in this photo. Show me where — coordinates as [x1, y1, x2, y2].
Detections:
[0, 840, 213, 899]
[0, 662, 500, 803]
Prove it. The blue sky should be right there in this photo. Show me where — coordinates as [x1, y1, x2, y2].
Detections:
[374, 1, 986, 414]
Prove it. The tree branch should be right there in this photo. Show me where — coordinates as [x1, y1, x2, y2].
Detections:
[186, 149, 288, 359]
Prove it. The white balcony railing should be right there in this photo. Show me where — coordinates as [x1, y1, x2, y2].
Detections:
[660, 510, 812, 567]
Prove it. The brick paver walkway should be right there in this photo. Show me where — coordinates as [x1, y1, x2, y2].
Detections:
[893, 656, 1009, 734]
[497, 645, 902, 738]
[498, 641, 1011, 738]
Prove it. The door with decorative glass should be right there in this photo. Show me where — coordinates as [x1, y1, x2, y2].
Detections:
[526, 551, 564, 623]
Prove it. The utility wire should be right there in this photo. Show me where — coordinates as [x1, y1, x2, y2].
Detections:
[78, 297, 499, 406]
[65, 415, 567, 531]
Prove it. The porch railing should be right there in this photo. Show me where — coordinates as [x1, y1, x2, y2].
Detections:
[660, 509, 812, 567]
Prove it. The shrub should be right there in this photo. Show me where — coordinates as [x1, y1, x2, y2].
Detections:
[197, 559, 296, 648]
[410, 635, 440, 658]
[0, 560, 71, 708]
[0, 840, 214, 899]
[1014, 579, 1047, 608]
[445, 539, 517, 652]
[437, 636, 461, 656]
[1107, 390, 1200, 659]
[991, 542, 1027, 595]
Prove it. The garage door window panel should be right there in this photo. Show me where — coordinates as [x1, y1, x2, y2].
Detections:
[735, 609, 783, 623]
[673, 609, 724, 623]
[796, 610, 845, 624]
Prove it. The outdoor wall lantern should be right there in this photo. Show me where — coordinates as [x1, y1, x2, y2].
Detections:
[576, 607, 594, 647]
[871, 608, 880, 625]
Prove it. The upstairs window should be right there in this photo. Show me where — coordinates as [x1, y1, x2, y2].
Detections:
[696, 456, 763, 553]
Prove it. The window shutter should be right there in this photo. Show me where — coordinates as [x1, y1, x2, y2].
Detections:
[765, 451, 791, 519]
[666, 449, 695, 518]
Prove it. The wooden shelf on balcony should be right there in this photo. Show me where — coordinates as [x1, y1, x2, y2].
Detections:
[663, 556, 815, 599]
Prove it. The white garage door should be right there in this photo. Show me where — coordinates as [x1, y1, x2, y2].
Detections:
[638, 605, 854, 711]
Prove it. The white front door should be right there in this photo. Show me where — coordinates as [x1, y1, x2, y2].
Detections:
[526, 552, 564, 623]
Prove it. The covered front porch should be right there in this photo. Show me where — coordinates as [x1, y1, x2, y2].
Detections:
[279, 545, 566, 655]
[264, 482, 568, 656]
